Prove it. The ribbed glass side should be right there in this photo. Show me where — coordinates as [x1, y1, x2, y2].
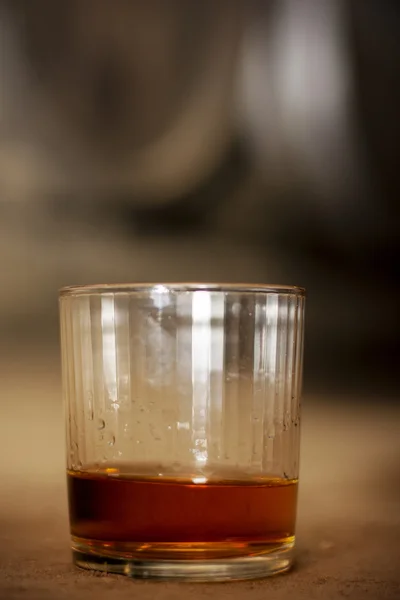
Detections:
[60, 288, 305, 481]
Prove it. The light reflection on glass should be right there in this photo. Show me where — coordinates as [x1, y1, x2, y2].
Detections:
[191, 291, 211, 466]
[101, 295, 117, 403]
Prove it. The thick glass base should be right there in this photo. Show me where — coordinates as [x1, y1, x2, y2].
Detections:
[71, 538, 295, 582]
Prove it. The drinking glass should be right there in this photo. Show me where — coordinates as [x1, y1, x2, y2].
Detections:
[59, 283, 305, 581]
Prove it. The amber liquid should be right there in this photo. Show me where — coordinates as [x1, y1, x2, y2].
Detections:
[68, 466, 298, 560]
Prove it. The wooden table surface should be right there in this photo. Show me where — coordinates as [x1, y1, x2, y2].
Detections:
[1, 355, 399, 600]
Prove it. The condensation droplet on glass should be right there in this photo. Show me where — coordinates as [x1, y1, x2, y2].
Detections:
[149, 424, 159, 439]
[99, 433, 104, 442]
[111, 402, 119, 411]
[167, 425, 172, 431]
[177, 421, 190, 431]
[136, 440, 142, 445]
[97, 419, 105, 430]
[88, 408, 94, 421]
[77, 460, 83, 468]
[139, 406, 145, 413]
[232, 302, 241, 317]
[107, 435, 115, 447]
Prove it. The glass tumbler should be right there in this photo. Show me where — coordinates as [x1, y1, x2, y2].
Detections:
[59, 283, 305, 581]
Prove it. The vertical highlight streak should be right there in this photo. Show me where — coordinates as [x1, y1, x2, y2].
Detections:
[79, 296, 94, 464]
[263, 293, 279, 472]
[191, 291, 212, 467]
[175, 293, 192, 464]
[252, 297, 266, 470]
[101, 295, 118, 404]
[209, 293, 225, 464]
[60, 297, 74, 469]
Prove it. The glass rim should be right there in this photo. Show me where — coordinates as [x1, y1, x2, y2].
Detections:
[59, 282, 305, 297]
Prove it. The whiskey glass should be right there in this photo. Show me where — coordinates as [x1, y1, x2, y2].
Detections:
[59, 283, 305, 581]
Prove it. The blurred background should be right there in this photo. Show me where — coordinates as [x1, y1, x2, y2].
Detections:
[0, 0, 398, 396]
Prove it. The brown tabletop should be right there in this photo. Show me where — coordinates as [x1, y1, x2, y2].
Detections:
[1, 357, 399, 600]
